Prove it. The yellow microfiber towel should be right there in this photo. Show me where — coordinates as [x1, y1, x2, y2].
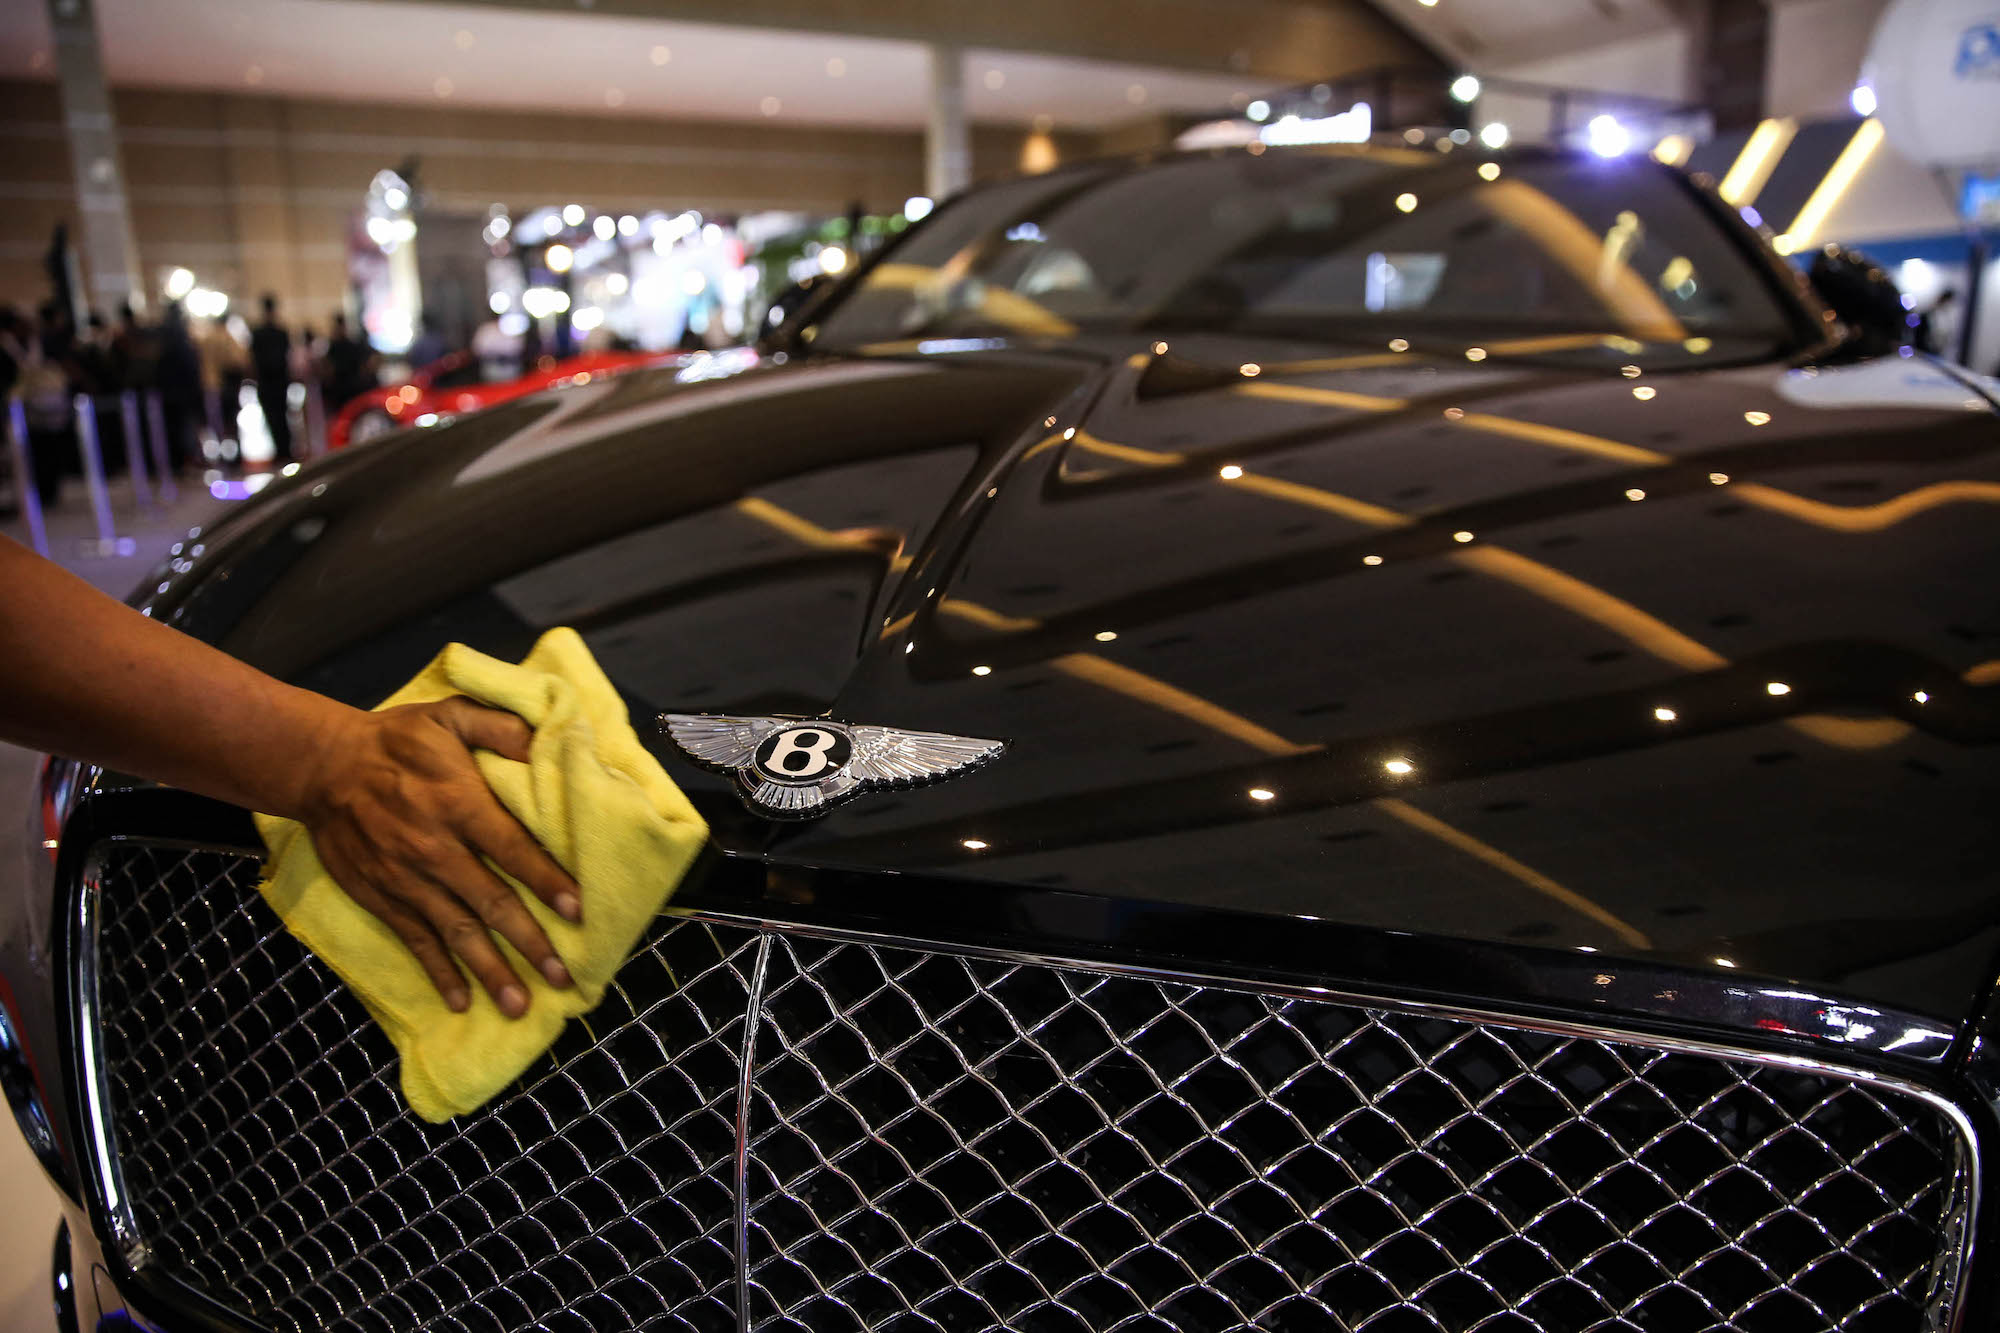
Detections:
[254, 627, 708, 1123]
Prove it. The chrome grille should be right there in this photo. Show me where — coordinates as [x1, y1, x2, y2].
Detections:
[85, 841, 1974, 1332]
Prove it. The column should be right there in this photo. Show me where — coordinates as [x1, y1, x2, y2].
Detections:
[45, 0, 143, 317]
[925, 43, 970, 202]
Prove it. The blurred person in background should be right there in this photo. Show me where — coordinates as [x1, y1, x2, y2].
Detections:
[1917, 289, 1961, 361]
[194, 306, 247, 452]
[156, 301, 204, 472]
[20, 302, 79, 507]
[250, 293, 293, 458]
[322, 312, 375, 411]
[109, 301, 159, 401]
[407, 315, 450, 371]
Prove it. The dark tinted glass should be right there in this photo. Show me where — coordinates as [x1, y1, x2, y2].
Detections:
[814, 150, 1798, 352]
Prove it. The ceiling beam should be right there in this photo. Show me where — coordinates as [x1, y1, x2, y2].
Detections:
[341, 0, 1442, 83]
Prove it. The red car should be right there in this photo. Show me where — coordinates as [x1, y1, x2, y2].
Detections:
[329, 347, 670, 449]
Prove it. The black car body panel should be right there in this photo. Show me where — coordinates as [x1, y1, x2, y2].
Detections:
[130, 338, 2000, 1026]
[7, 144, 2000, 1330]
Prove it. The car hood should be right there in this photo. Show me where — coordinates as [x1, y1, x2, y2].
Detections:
[150, 339, 2000, 1024]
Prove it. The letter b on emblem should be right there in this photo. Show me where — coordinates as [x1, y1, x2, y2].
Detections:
[754, 725, 853, 783]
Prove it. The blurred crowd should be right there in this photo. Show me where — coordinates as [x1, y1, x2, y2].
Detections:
[0, 294, 377, 509]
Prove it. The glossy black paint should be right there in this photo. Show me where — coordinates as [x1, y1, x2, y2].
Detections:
[6, 143, 2000, 1328]
[115, 331, 2000, 1025]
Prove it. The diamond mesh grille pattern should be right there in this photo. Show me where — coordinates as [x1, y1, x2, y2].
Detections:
[88, 843, 1970, 1333]
[93, 844, 753, 1333]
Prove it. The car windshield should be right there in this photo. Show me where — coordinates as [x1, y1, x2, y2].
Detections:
[811, 148, 1803, 358]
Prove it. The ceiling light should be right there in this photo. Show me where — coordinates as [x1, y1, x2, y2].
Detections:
[164, 267, 196, 299]
[593, 215, 615, 241]
[1625, 489, 1646, 501]
[1388, 338, 1409, 352]
[1450, 75, 1480, 103]
[1219, 464, 1244, 479]
[1249, 788, 1276, 801]
[1586, 114, 1630, 158]
[1094, 630, 1118, 642]
[1477, 161, 1501, 180]
[1479, 122, 1509, 150]
[1239, 362, 1260, 377]
[1632, 385, 1656, 400]
[1465, 347, 1486, 361]
[1362, 555, 1383, 566]
[1654, 707, 1677, 722]
[650, 44, 671, 65]
[1913, 690, 1929, 704]
[1709, 472, 1729, 485]
[1395, 193, 1418, 212]
[1766, 681, 1791, 696]
[962, 839, 989, 850]
[1453, 530, 1474, 543]
[562, 203, 585, 227]
[1744, 410, 1770, 425]
[544, 243, 574, 273]
[1384, 758, 1415, 775]
[1850, 83, 1876, 117]
[603, 272, 628, 296]
[819, 245, 849, 275]
[1246, 99, 1270, 122]
[972, 666, 991, 676]
[903, 195, 934, 221]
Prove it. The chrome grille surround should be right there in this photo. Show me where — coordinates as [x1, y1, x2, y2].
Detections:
[79, 840, 1979, 1332]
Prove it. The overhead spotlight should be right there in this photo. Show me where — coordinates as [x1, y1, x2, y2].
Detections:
[544, 243, 574, 273]
[562, 203, 586, 227]
[1479, 121, 1509, 149]
[592, 215, 615, 241]
[903, 195, 934, 221]
[1850, 83, 1876, 117]
[1587, 114, 1631, 158]
[1246, 99, 1270, 122]
[1450, 75, 1480, 103]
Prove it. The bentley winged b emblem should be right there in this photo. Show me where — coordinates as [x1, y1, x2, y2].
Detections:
[662, 714, 1006, 819]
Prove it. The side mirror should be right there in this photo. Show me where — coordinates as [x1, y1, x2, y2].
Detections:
[1806, 244, 1912, 356]
[760, 274, 829, 344]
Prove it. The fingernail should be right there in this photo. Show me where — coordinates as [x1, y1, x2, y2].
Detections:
[556, 892, 581, 923]
[499, 984, 528, 1018]
[541, 956, 572, 988]
[446, 988, 470, 1013]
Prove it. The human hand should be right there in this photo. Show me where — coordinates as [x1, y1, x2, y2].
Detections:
[287, 697, 581, 1018]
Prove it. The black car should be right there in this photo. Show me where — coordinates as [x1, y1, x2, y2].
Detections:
[7, 142, 2000, 1333]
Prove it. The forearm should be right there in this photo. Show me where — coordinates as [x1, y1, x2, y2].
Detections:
[0, 534, 353, 819]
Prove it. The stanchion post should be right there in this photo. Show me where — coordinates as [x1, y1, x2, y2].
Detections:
[72, 393, 118, 549]
[203, 385, 224, 458]
[118, 391, 154, 511]
[143, 390, 178, 502]
[306, 380, 329, 459]
[6, 399, 49, 557]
